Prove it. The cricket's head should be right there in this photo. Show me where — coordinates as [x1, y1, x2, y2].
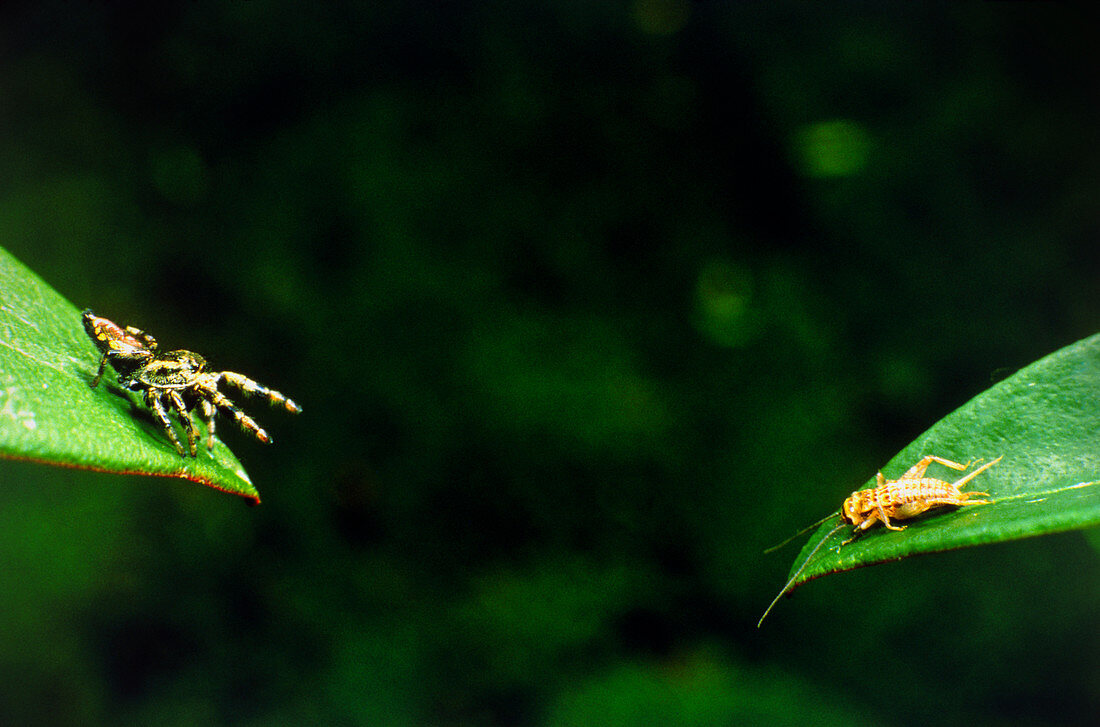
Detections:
[841, 490, 868, 527]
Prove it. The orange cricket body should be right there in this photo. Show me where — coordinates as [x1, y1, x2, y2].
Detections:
[839, 455, 1001, 545]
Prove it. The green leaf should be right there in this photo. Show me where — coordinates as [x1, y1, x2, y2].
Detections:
[761, 332, 1100, 624]
[0, 246, 261, 503]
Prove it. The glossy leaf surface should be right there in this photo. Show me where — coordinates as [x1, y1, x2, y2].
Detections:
[0, 246, 261, 502]
[764, 332, 1100, 619]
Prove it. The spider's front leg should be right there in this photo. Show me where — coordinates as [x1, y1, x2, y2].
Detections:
[219, 371, 302, 414]
[199, 399, 217, 452]
[144, 391, 189, 457]
[209, 390, 273, 445]
[167, 389, 199, 457]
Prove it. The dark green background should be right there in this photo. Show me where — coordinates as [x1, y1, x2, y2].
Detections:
[1, 2, 1097, 725]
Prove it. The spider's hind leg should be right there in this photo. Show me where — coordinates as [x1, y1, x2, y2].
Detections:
[90, 353, 110, 388]
[219, 372, 302, 414]
[124, 326, 158, 352]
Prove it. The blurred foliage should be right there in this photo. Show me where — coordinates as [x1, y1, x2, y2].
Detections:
[0, 2, 1098, 726]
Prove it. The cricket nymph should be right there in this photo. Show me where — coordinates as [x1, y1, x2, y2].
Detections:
[758, 454, 1002, 626]
[839, 455, 999, 545]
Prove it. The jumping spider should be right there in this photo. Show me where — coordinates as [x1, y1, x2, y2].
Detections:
[83, 309, 301, 457]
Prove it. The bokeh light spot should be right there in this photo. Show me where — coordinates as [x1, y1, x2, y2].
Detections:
[795, 119, 870, 178]
[149, 145, 209, 206]
[631, 0, 690, 36]
[694, 259, 760, 348]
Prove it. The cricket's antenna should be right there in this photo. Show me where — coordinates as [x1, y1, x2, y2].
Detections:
[763, 511, 840, 554]
[757, 522, 846, 628]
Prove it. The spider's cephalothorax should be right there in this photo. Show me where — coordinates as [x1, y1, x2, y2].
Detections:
[82, 309, 302, 457]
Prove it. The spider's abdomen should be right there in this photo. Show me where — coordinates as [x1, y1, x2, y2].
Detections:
[82, 309, 149, 357]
